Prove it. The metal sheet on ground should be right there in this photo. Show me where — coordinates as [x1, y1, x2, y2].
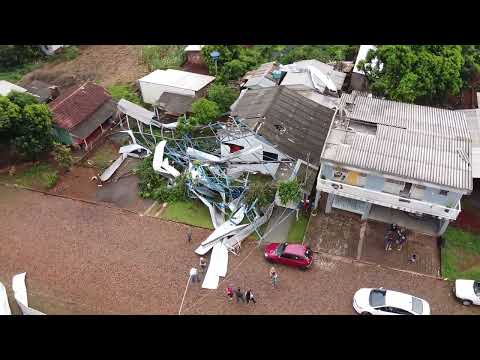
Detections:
[202, 260, 220, 290]
[12, 273, 45, 315]
[153, 140, 167, 172]
[99, 154, 127, 182]
[0, 282, 11, 315]
[212, 242, 228, 277]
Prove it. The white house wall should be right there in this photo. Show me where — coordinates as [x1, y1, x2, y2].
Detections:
[138, 82, 195, 105]
[221, 135, 286, 177]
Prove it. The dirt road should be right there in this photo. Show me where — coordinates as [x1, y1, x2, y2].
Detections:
[0, 187, 478, 315]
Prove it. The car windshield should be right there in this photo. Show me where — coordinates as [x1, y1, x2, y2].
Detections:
[369, 289, 386, 307]
[411, 297, 423, 314]
[474, 281, 480, 296]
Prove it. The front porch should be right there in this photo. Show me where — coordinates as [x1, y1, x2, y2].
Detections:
[304, 195, 442, 277]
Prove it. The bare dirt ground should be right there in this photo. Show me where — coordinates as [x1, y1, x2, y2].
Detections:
[1, 186, 478, 315]
[18, 45, 149, 88]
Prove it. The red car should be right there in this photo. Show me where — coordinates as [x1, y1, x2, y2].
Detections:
[264, 242, 313, 270]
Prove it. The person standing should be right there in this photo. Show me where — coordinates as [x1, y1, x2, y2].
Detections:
[199, 257, 207, 274]
[234, 287, 245, 303]
[190, 267, 199, 284]
[245, 289, 256, 304]
[186, 229, 192, 243]
[226, 285, 234, 303]
[270, 267, 278, 289]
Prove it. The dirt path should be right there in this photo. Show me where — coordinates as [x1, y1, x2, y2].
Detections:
[1, 186, 478, 315]
[18, 45, 149, 88]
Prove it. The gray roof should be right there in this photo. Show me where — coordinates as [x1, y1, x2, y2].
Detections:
[322, 93, 473, 192]
[460, 109, 480, 178]
[69, 100, 116, 139]
[155, 92, 195, 115]
[231, 86, 335, 164]
[22, 80, 55, 103]
[242, 62, 278, 89]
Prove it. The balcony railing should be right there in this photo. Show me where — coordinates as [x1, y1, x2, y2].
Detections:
[317, 178, 461, 220]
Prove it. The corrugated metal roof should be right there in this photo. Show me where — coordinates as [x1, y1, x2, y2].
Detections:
[138, 69, 215, 91]
[231, 86, 335, 164]
[322, 93, 473, 191]
[461, 109, 480, 178]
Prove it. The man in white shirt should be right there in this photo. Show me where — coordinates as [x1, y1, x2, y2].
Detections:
[190, 267, 199, 283]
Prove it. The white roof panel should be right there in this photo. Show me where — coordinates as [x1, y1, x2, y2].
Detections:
[0, 80, 27, 96]
[139, 69, 215, 91]
[184, 45, 204, 52]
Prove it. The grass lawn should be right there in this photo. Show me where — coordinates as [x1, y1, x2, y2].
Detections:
[85, 143, 119, 171]
[161, 200, 214, 230]
[442, 227, 480, 280]
[0, 163, 58, 190]
[287, 212, 310, 243]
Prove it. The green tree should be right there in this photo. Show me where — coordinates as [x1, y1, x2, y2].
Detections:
[222, 59, 248, 81]
[191, 98, 220, 124]
[53, 142, 73, 169]
[7, 91, 39, 108]
[360, 45, 466, 105]
[201, 45, 242, 74]
[0, 96, 21, 132]
[12, 103, 55, 159]
[278, 180, 302, 206]
[207, 83, 239, 113]
[0, 45, 43, 69]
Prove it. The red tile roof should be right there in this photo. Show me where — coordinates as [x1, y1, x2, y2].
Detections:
[49, 82, 112, 130]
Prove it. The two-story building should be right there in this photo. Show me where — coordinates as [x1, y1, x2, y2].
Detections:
[315, 92, 473, 236]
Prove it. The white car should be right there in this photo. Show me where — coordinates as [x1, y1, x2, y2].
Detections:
[353, 288, 431, 315]
[453, 280, 480, 306]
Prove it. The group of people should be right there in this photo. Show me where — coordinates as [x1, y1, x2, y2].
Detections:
[384, 224, 407, 251]
[226, 286, 256, 304]
[189, 256, 208, 284]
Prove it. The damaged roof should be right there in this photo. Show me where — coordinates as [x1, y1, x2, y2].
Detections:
[49, 82, 112, 130]
[69, 100, 116, 139]
[231, 86, 335, 165]
[22, 80, 55, 103]
[156, 92, 195, 115]
[322, 92, 473, 192]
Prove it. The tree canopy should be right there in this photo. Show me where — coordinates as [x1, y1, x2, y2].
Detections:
[0, 92, 55, 160]
[207, 83, 239, 113]
[359, 45, 480, 105]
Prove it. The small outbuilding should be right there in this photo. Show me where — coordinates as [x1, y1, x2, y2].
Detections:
[184, 45, 205, 65]
[138, 69, 215, 105]
[49, 82, 116, 151]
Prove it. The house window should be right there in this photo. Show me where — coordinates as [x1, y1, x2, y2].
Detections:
[400, 182, 413, 196]
[263, 151, 278, 161]
[439, 190, 449, 196]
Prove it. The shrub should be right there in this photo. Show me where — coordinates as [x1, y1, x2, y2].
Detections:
[207, 83, 239, 113]
[222, 59, 248, 81]
[245, 181, 277, 208]
[137, 157, 188, 202]
[45, 171, 59, 189]
[191, 98, 220, 124]
[140, 45, 185, 72]
[107, 83, 142, 105]
[278, 180, 302, 206]
[53, 143, 73, 170]
[60, 46, 80, 61]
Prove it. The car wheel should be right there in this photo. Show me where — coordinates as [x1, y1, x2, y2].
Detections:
[361, 311, 371, 315]
[462, 299, 472, 306]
